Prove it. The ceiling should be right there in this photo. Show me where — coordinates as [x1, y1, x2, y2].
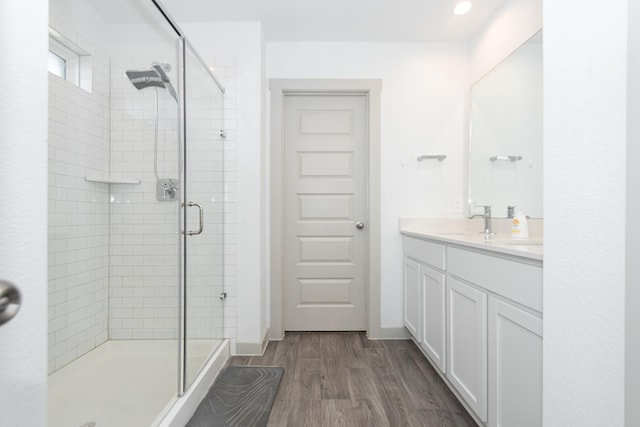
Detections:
[89, 0, 508, 42]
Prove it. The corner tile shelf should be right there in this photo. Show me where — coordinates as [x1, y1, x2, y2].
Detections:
[84, 175, 141, 185]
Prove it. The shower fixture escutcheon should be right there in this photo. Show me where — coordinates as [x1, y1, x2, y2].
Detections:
[157, 179, 179, 202]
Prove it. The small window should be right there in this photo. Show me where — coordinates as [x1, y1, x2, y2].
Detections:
[48, 27, 92, 92]
[48, 51, 66, 79]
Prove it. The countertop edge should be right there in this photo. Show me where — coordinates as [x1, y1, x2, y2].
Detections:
[400, 229, 543, 263]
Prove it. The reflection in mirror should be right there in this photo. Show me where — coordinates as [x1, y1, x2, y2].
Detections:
[469, 30, 542, 218]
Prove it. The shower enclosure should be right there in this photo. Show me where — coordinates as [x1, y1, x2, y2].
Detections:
[47, 0, 229, 425]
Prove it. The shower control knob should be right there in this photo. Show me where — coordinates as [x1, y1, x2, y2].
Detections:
[356, 222, 365, 230]
[0, 280, 21, 327]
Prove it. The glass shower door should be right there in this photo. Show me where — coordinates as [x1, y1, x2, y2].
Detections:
[182, 40, 226, 390]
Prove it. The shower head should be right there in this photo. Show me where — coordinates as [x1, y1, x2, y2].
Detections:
[125, 69, 165, 90]
[125, 62, 177, 102]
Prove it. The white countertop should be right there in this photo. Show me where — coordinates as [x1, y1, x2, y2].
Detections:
[400, 218, 543, 262]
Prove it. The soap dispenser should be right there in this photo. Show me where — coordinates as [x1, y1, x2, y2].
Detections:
[511, 208, 529, 239]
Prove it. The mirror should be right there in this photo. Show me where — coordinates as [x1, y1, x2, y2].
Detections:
[469, 30, 542, 218]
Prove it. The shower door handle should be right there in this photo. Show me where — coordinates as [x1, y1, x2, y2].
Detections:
[183, 202, 204, 236]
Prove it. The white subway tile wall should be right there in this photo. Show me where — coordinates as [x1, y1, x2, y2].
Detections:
[109, 56, 181, 341]
[48, 44, 237, 372]
[108, 55, 237, 342]
[47, 43, 110, 373]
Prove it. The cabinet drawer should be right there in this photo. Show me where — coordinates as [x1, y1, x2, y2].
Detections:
[447, 247, 542, 312]
[403, 237, 446, 269]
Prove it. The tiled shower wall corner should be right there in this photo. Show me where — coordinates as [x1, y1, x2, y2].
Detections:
[48, 45, 111, 372]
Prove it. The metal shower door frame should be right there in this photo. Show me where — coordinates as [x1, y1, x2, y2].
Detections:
[149, 0, 226, 397]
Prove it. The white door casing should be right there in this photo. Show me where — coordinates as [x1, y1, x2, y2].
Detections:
[269, 79, 382, 340]
[283, 94, 367, 331]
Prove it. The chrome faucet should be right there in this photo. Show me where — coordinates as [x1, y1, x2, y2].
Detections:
[470, 205, 493, 235]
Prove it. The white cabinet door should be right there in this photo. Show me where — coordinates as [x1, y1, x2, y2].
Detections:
[420, 264, 446, 373]
[403, 256, 421, 340]
[447, 277, 488, 422]
[489, 297, 542, 427]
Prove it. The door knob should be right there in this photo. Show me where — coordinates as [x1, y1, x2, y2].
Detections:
[356, 222, 365, 230]
[0, 280, 21, 327]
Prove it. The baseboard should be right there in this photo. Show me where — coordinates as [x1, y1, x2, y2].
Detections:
[371, 327, 412, 340]
[235, 329, 270, 356]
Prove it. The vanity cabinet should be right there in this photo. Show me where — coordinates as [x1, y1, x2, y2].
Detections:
[402, 256, 421, 340]
[488, 297, 542, 427]
[403, 238, 447, 372]
[447, 277, 488, 422]
[420, 264, 446, 372]
[402, 235, 542, 427]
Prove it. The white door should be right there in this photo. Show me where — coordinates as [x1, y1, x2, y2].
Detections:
[403, 257, 420, 339]
[0, 1, 48, 424]
[488, 297, 542, 427]
[420, 264, 446, 373]
[447, 277, 488, 422]
[283, 94, 367, 331]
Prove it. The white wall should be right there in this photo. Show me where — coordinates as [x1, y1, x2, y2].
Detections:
[0, 0, 48, 424]
[267, 42, 469, 328]
[625, 1, 640, 427]
[469, 0, 542, 84]
[180, 22, 267, 351]
[544, 1, 627, 425]
[627, 2, 640, 425]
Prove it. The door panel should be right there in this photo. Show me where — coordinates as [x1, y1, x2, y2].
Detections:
[421, 264, 446, 372]
[447, 277, 488, 422]
[403, 257, 421, 340]
[489, 297, 542, 427]
[284, 95, 367, 331]
[1, 2, 47, 425]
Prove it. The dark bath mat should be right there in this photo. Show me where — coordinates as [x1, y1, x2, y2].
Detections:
[186, 366, 284, 427]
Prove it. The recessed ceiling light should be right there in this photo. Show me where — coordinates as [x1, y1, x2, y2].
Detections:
[453, 1, 472, 15]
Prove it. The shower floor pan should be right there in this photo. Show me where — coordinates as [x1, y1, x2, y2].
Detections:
[48, 339, 221, 427]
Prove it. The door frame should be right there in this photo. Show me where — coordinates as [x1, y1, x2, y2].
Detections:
[269, 79, 382, 340]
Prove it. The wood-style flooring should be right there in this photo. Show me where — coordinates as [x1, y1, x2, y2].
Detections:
[230, 332, 477, 427]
